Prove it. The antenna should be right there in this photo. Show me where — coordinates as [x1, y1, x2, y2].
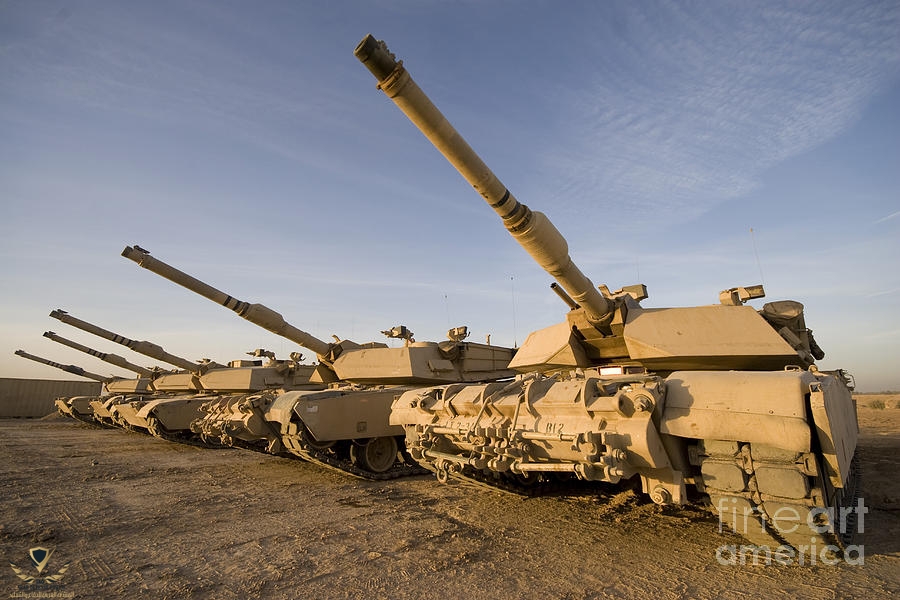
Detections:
[750, 227, 765, 286]
[510, 275, 518, 348]
[443, 293, 450, 328]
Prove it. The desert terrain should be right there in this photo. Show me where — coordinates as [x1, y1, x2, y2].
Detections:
[1, 397, 898, 599]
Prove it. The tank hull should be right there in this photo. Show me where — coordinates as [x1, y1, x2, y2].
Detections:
[393, 369, 860, 557]
[248, 386, 423, 478]
[89, 395, 145, 428]
[356, 34, 861, 557]
[55, 396, 97, 423]
[133, 395, 218, 441]
[110, 399, 153, 432]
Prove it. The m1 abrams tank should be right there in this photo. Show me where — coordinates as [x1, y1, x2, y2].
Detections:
[105, 346, 320, 447]
[46, 311, 319, 446]
[42, 331, 158, 426]
[121, 245, 517, 477]
[49, 309, 222, 438]
[14, 349, 111, 422]
[356, 35, 860, 556]
[187, 348, 328, 453]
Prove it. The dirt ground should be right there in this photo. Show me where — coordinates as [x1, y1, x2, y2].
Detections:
[1, 398, 898, 600]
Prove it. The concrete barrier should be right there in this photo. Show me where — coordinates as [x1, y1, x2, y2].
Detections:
[0, 378, 102, 418]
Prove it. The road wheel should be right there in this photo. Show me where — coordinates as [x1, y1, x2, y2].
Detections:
[350, 437, 399, 473]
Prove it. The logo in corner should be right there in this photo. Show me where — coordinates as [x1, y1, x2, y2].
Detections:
[9, 546, 70, 585]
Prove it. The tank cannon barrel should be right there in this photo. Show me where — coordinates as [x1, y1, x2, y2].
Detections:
[355, 35, 613, 326]
[49, 309, 209, 372]
[42, 331, 155, 377]
[121, 245, 332, 357]
[14, 350, 108, 382]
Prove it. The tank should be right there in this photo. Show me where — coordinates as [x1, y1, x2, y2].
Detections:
[42, 331, 156, 426]
[44, 313, 320, 444]
[14, 349, 110, 422]
[49, 306, 338, 446]
[49, 309, 218, 436]
[356, 35, 860, 557]
[190, 349, 330, 453]
[121, 245, 517, 477]
[124, 348, 325, 446]
[150, 347, 325, 445]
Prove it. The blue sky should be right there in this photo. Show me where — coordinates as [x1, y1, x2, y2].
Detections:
[2, 0, 898, 392]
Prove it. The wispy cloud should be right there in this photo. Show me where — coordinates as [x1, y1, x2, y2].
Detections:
[874, 211, 900, 224]
[547, 0, 900, 221]
[865, 288, 900, 298]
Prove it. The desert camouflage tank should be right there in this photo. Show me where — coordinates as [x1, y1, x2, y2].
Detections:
[188, 348, 329, 453]
[49, 305, 335, 448]
[45, 311, 317, 446]
[356, 35, 860, 557]
[42, 330, 157, 426]
[102, 345, 320, 447]
[14, 349, 111, 422]
[121, 245, 516, 477]
[49, 309, 221, 438]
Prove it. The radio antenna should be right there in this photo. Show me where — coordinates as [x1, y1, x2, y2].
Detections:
[750, 227, 765, 286]
[510, 276, 518, 348]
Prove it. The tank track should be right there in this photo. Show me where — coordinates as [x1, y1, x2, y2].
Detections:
[407, 426, 863, 556]
[91, 416, 121, 429]
[63, 410, 102, 426]
[442, 467, 570, 497]
[76, 414, 104, 426]
[280, 421, 427, 481]
[146, 416, 229, 450]
[223, 437, 278, 454]
[700, 440, 862, 560]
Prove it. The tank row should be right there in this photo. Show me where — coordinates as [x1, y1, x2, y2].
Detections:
[17, 35, 861, 560]
[21, 245, 515, 477]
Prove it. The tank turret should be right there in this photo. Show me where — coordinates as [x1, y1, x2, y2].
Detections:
[121, 245, 514, 384]
[15, 349, 108, 382]
[197, 348, 327, 393]
[355, 35, 823, 374]
[43, 331, 155, 378]
[356, 35, 859, 558]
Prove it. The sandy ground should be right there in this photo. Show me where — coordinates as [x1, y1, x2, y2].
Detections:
[1, 399, 898, 599]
